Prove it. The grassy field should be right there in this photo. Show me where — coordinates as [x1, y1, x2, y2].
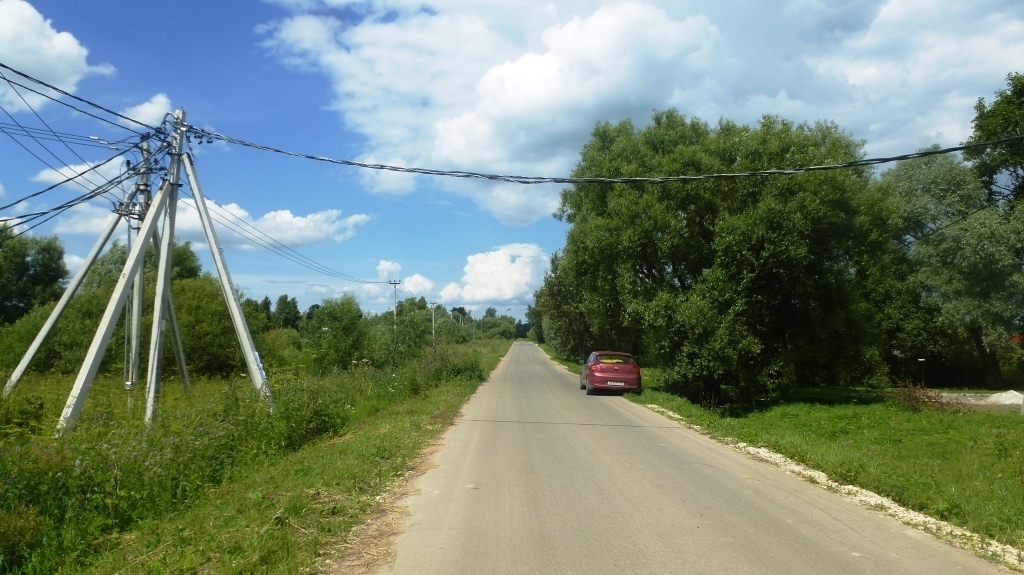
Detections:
[542, 344, 1024, 552]
[0, 339, 512, 574]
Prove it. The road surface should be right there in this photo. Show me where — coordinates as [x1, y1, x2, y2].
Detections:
[374, 341, 1008, 574]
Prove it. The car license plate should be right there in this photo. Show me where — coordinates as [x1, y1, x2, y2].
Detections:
[607, 381, 625, 386]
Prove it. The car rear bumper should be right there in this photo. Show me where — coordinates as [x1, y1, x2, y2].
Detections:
[589, 377, 641, 391]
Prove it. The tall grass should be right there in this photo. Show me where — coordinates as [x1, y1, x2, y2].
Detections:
[0, 342, 504, 574]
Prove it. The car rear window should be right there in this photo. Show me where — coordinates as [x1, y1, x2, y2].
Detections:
[597, 355, 634, 364]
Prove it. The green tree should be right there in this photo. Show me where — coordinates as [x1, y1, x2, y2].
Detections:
[0, 224, 68, 324]
[878, 151, 1024, 386]
[483, 307, 497, 318]
[524, 304, 544, 343]
[540, 110, 884, 401]
[963, 72, 1024, 200]
[273, 294, 301, 330]
[172, 274, 245, 376]
[302, 294, 366, 371]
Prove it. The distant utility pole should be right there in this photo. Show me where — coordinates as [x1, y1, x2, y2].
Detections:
[389, 280, 401, 359]
[429, 301, 437, 347]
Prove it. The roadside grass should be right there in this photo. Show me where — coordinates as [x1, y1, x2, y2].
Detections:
[541, 350, 1024, 551]
[633, 384, 1024, 551]
[0, 339, 511, 574]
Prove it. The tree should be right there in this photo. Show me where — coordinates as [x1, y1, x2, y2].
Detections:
[302, 294, 366, 371]
[483, 307, 497, 318]
[876, 150, 1024, 387]
[273, 294, 301, 330]
[539, 110, 884, 402]
[172, 275, 245, 376]
[525, 304, 544, 343]
[964, 72, 1024, 200]
[0, 225, 68, 324]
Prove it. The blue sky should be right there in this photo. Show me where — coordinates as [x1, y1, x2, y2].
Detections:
[1, 0, 1022, 320]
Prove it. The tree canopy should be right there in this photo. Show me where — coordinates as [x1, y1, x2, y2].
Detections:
[0, 225, 68, 324]
[534, 92, 1024, 400]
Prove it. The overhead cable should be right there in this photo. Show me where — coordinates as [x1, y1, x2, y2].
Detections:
[177, 186, 386, 285]
[0, 62, 158, 134]
[185, 124, 1024, 185]
[0, 142, 149, 212]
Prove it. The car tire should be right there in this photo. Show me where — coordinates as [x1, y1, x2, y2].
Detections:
[632, 387, 643, 396]
[580, 380, 586, 390]
[585, 383, 596, 395]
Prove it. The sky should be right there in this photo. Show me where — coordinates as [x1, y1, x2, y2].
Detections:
[0, 0, 1022, 320]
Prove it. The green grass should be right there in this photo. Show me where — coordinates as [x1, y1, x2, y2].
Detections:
[0, 339, 512, 574]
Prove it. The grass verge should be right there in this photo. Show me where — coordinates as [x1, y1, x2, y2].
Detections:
[1, 339, 512, 574]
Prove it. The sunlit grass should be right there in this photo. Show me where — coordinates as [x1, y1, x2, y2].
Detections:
[0, 340, 512, 574]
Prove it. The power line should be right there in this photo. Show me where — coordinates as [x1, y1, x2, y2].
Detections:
[0, 122, 131, 150]
[185, 124, 1024, 185]
[0, 62, 158, 134]
[0, 81, 121, 201]
[0, 163, 149, 241]
[176, 185, 387, 285]
[0, 141, 152, 212]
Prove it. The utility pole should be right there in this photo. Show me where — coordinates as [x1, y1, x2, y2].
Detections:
[5, 109, 273, 435]
[389, 280, 400, 361]
[429, 301, 437, 347]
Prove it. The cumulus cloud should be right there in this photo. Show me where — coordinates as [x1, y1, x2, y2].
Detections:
[31, 159, 127, 187]
[807, 0, 1024, 155]
[376, 260, 400, 281]
[0, 0, 113, 112]
[261, 0, 1023, 224]
[63, 253, 86, 275]
[51, 202, 122, 235]
[403, 273, 434, 296]
[439, 243, 549, 305]
[120, 94, 173, 127]
[175, 198, 370, 249]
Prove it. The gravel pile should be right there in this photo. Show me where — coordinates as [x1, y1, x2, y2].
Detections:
[986, 390, 1023, 405]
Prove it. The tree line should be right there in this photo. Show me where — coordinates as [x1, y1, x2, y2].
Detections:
[0, 232, 524, 380]
[530, 72, 1024, 404]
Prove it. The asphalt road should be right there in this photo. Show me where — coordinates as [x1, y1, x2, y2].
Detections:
[375, 341, 1008, 574]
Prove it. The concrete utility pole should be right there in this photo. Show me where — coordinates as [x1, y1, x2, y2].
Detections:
[6, 110, 273, 435]
[429, 301, 437, 346]
[389, 280, 401, 360]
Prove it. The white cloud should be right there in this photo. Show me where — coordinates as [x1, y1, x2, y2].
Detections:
[63, 253, 85, 275]
[31, 159, 127, 186]
[52, 202, 123, 235]
[807, 0, 1024, 155]
[359, 259, 400, 301]
[376, 259, 400, 280]
[120, 94, 173, 127]
[440, 243, 548, 305]
[262, 2, 721, 224]
[175, 198, 370, 249]
[0, 0, 114, 112]
[261, 0, 1024, 222]
[402, 273, 434, 296]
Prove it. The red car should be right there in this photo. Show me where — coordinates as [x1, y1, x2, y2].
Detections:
[579, 351, 642, 395]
